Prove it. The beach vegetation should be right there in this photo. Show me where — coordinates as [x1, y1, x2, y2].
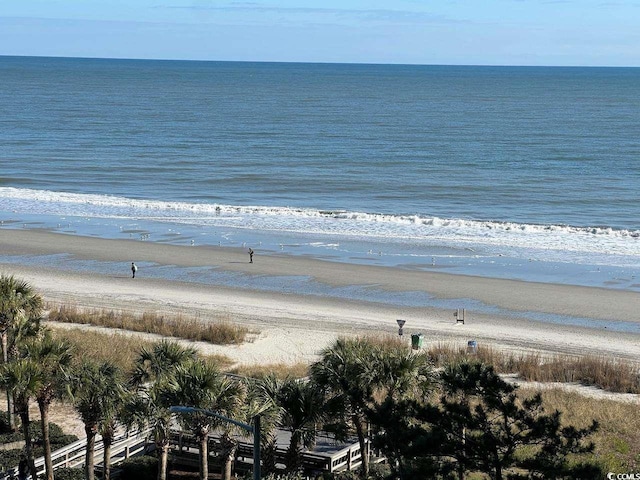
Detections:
[49, 328, 234, 372]
[310, 338, 379, 478]
[0, 421, 79, 475]
[527, 388, 640, 474]
[164, 359, 246, 480]
[0, 357, 41, 480]
[118, 455, 157, 480]
[0, 275, 44, 431]
[311, 337, 434, 479]
[219, 379, 278, 480]
[46, 304, 250, 345]
[261, 375, 327, 473]
[411, 361, 599, 480]
[53, 467, 87, 480]
[66, 360, 127, 480]
[125, 341, 199, 480]
[426, 342, 640, 394]
[22, 330, 74, 480]
[230, 362, 310, 380]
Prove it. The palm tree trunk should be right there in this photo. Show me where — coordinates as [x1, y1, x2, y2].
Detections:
[198, 434, 208, 480]
[285, 432, 302, 473]
[261, 436, 277, 477]
[353, 415, 369, 477]
[1, 332, 15, 431]
[84, 425, 96, 480]
[223, 446, 236, 480]
[18, 405, 38, 480]
[39, 401, 54, 480]
[103, 440, 112, 480]
[157, 442, 169, 480]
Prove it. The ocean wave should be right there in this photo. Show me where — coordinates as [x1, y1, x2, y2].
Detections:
[1, 187, 638, 239]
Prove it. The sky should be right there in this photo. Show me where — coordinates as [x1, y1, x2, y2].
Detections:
[1, 0, 639, 66]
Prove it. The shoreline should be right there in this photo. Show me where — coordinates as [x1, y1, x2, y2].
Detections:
[1, 228, 640, 364]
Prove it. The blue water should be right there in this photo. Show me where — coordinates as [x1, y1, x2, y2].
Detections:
[1, 56, 639, 291]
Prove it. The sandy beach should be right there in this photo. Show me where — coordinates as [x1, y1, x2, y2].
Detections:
[1, 228, 639, 365]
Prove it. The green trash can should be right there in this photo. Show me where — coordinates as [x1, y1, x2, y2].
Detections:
[411, 333, 424, 350]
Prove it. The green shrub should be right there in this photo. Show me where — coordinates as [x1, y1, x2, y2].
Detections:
[54, 467, 85, 480]
[0, 421, 79, 448]
[262, 474, 307, 480]
[119, 455, 157, 480]
[0, 412, 9, 434]
[0, 430, 24, 443]
[367, 463, 392, 479]
[51, 435, 80, 448]
[0, 450, 22, 472]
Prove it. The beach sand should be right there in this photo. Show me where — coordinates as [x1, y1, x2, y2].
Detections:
[1, 228, 639, 366]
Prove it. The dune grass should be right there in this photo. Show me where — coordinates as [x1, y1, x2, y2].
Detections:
[425, 342, 640, 394]
[519, 387, 640, 473]
[51, 328, 234, 373]
[47, 303, 251, 345]
[230, 362, 311, 380]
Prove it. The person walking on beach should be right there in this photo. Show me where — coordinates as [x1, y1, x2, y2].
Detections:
[248, 248, 254, 263]
[131, 262, 138, 278]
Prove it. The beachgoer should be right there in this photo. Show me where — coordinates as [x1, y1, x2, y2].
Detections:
[248, 248, 254, 263]
[131, 262, 138, 278]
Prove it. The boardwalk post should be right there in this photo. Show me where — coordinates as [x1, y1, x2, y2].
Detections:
[253, 416, 261, 480]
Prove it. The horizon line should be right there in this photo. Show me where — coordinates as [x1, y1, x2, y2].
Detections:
[1, 54, 638, 70]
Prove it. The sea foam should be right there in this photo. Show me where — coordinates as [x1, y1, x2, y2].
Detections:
[0, 187, 638, 259]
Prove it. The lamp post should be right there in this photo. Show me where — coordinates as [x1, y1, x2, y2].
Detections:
[169, 406, 261, 480]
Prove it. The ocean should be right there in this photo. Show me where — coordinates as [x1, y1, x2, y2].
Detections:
[1, 56, 639, 293]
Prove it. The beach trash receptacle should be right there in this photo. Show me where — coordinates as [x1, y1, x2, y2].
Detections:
[467, 340, 478, 354]
[411, 333, 424, 350]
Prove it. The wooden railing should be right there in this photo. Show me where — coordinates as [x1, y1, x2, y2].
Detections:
[3, 427, 375, 479]
[0, 428, 151, 480]
[170, 429, 367, 474]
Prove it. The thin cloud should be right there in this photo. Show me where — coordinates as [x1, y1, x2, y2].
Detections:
[157, 4, 460, 25]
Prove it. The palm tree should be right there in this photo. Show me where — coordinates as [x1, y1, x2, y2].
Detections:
[67, 360, 126, 480]
[0, 275, 43, 430]
[213, 376, 279, 480]
[310, 338, 377, 478]
[126, 341, 198, 480]
[124, 384, 174, 480]
[213, 381, 248, 480]
[25, 331, 74, 480]
[0, 357, 41, 480]
[98, 390, 129, 480]
[274, 377, 325, 473]
[168, 359, 244, 480]
[129, 340, 198, 386]
[247, 375, 284, 477]
[363, 343, 434, 478]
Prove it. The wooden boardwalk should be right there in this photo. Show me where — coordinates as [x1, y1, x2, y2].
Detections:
[1, 426, 377, 479]
[0, 428, 151, 480]
[171, 428, 368, 474]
